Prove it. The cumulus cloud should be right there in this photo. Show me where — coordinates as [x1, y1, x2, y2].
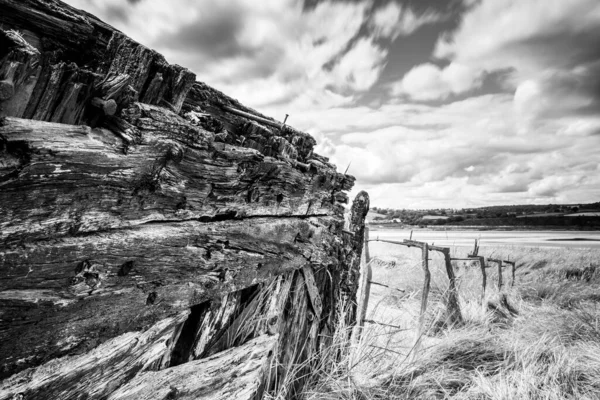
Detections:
[435, 0, 600, 75]
[391, 62, 482, 101]
[63, 0, 600, 208]
[436, 0, 600, 132]
[289, 92, 600, 208]
[65, 0, 390, 110]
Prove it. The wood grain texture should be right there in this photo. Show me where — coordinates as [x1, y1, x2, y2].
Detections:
[0, 312, 190, 400]
[0, 0, 367, 397]
[107, 334, 278, 400]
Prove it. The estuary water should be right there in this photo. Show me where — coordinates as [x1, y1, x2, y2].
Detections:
[367, 228, 600, 248]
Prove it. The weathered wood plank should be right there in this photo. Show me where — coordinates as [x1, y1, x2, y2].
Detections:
[107, 334, 278, 400]
[340, 191, 370, 326]
[0, 215, 341, 376]
[0, 312, 189, 400]
[0, 114, 349, 246]
[301, 266, 323, 318]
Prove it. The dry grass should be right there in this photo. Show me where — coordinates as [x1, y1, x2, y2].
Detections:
[295, 245, 600, 399]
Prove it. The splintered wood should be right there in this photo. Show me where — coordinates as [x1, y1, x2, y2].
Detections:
[0, 1, 367, 398]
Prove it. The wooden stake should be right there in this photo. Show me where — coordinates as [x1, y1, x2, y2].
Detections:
[497, 260, 503, 290]
[469, 239, 479, 257]
[488, 258, 506, 291]
[344, 161, 352, 175]
[355, 227, 372, 341]
[364, 226, 371, 265]
[418, 243, 430, 335]
[505, 260, 516, 287]
[442, 248, 463, 325]
[473, 255, 487, 303]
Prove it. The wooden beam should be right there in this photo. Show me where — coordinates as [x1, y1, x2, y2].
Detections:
[222, 104, 283, 130]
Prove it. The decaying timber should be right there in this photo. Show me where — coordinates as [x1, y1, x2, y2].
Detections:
[0, 1, 368, 399]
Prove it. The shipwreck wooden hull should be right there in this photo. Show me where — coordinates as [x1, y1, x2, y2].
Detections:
[0, 0, 368, 399]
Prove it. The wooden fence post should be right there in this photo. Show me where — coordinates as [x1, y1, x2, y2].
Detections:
[508, 261, 516, 287]
[355, 227, 372, 341]
[418, 243, 431, 335]
[364, 227, 371, 266]
[497, 260, 503, 291]
[471, 255, 487, 304]
[442, 249, 463, 325]
[488, 258, 504, 291]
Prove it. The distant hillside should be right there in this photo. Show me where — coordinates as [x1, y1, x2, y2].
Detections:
[371, 202, 600, 228]
[366, 210, 389, 222]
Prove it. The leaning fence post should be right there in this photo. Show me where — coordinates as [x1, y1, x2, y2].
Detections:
[418, 243, 431, 335]
[442, 248, 463, 325]
[497, 260, 503, 291]
[355, 227, 372, 341]
[470, 255, 486, 304]
[364, 227, 371, 266]
[509, 260, 516, 287]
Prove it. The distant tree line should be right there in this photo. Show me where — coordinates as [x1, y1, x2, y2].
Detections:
[371, 202, 600, 228]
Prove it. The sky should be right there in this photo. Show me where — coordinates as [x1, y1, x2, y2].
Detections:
[64, 0, 600, 209]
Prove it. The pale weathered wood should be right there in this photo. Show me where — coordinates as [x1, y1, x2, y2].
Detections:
[0, 312, 190, 400]
[355, 226, 372, 339]
[223, 104, 285, 130]
[0, 114, 350, 246]
[339, 191, 370, 327]
[107, 334, 278, 400]
[302, 266, 323, 318]
[188, 292, 242, 361]
[418, 243, 431, 335]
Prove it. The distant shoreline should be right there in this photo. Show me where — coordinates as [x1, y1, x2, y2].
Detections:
[368, 224, 600, 232]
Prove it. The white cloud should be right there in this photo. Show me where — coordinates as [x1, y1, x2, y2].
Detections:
[369, 2, 445, 40]
[65, 0, 385, 110]
[62, 0, 600, 209]
[329, 38, 388, 92]
[435, 0, 600, 75]
[436, 0, 600, 132]
[391, 62, 482, 101]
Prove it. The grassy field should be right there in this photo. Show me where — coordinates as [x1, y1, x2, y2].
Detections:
[296, 244, 600, 399]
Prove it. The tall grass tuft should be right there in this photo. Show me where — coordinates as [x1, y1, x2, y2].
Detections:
[292, 245, 600, 399]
